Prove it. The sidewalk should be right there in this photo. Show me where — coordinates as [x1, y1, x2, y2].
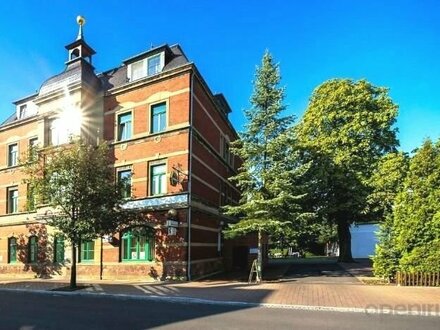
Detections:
[1, 276, 439, 316]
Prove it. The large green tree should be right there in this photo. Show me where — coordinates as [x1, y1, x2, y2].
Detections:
[23, 140, 139, 288]
[381, 140, 440, 276]
[296, 79, 399, 262]
[224, 51, 311, 279]
[366, 152, 409, 220]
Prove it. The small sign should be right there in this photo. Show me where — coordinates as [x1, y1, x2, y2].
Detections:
[249, 248, 259, 254]
[168, 227, 177, 236]
[166, 220, 179, 228]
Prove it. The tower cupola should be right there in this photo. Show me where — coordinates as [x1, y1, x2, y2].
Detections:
[64, 16, 96, 67]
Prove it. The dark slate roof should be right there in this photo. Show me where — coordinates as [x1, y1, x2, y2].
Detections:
[0, 112, 17, 126]
[214, 93, 232, 115]
[1, 44, 190, 128]
[38, 59, 100, 97]
[122, 44, 169, 64]
[99, 44, 190, 92]
[39, 63, 82, 95]
[13, 92, 38, 105]
[164, 45, 190, 71]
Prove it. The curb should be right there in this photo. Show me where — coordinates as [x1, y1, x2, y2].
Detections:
[1, 287, 439, 317]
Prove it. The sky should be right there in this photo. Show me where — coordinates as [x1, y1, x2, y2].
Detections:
[0, 0, 439, 152]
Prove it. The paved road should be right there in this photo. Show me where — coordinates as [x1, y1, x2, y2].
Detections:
[0, 291, 438, 330]
[284, 262, 360, 284]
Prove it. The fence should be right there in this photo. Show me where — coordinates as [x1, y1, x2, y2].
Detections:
[396, 271, 440, 286]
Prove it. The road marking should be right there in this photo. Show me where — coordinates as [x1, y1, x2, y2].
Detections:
[0, 287, 438, 318]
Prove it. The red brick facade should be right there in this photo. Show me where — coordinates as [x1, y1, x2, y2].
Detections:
[0, 24, 248, 281]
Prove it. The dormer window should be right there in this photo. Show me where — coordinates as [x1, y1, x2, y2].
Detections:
[147, 54, 161, 75]
[19, 105, 27, 119]
[16, 101, 37, 119]
[131, 61, 144, 81]
[128, 52, 164, 82]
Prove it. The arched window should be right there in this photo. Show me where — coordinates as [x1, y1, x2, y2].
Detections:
[8, 237, 17, 263]
[121, 227, 155, 261]
[70, 48, 80, 60]
[54, 236, 65, 263]
[28, 236, 38, 263]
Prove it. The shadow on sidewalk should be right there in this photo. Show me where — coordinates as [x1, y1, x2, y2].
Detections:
[201, 257, 373, 284]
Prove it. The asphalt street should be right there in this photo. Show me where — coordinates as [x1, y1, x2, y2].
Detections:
[0, 291, 438, 330]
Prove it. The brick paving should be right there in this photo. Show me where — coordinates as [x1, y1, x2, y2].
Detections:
[1, 261, 440, 315]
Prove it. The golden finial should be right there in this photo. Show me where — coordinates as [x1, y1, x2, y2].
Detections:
[76, 16, 86, 40]
[77, 15, 86, 26]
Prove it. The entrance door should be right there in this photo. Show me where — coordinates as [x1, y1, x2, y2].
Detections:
[232, 246, 248, 270]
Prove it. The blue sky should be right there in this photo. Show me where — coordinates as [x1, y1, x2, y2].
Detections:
[0, 0, 438, 152]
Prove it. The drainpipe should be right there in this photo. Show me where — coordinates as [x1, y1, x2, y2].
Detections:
[187, 71, 194, 281]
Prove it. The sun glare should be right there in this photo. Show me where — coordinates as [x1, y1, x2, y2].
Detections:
[59, 83, 82, 139]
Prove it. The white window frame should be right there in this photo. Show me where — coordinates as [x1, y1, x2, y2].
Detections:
[149, 161, 167, 196]
[7, 186, 19, 214]
[127, 52, 165, 82]
[29, 137, 38, 148]
[116, 111, 133, 142]
[147, 54, 162, 76]
[8, 143, 18, 167]
[47, 118, 67, 146]
[150, 101, 168, 134]
[116, 167, 132, 199]
[19, 104, 28, 119]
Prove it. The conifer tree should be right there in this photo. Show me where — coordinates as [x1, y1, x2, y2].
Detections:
[224, 51, 310, 279]
[374, 139, 440, 278]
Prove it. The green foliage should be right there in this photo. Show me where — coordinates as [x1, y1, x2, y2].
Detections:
[296, 79, 399, 261]
[224, 51, 311, 239]
[399, 240, 440, 273]
[22, 139, 139, 244]
[372, 216, 400, 279]
[367, 152, 409, 219]
[373, 139, 440, 278]
[22, 139, 141, 288]
[393, 140, 440, 253]
[223, 51, 312, 278]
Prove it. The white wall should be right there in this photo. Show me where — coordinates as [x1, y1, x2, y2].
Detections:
[350, 223, 379, 258]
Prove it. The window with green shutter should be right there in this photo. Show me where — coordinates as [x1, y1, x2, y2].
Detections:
[8, 237, 17, 263]
[54, 236, 65, 263]
[28, 236, 38, 263]
[122, 227, 154, 261]
[81, 240, 95, 262]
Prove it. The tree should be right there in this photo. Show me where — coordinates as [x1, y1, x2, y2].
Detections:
[369, 152, 408, 279]
[22, 139, 139, 288]
[296, 79, 399, 262]
[366, 152, 409, 219]
[223, 51, 311, 279]
[388, 140, 440, 274]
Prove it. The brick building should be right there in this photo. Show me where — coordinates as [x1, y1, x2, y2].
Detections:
[0, 18, 244, 280]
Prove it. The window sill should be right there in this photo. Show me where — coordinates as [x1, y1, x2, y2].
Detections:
[112, 128, 190, 147]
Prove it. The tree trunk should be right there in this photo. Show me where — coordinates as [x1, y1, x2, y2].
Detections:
[100, 237, 103, 280]
[337, 221, 354, 263]
[70, 242, 77, 289]
[257, 229, 262, 283]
